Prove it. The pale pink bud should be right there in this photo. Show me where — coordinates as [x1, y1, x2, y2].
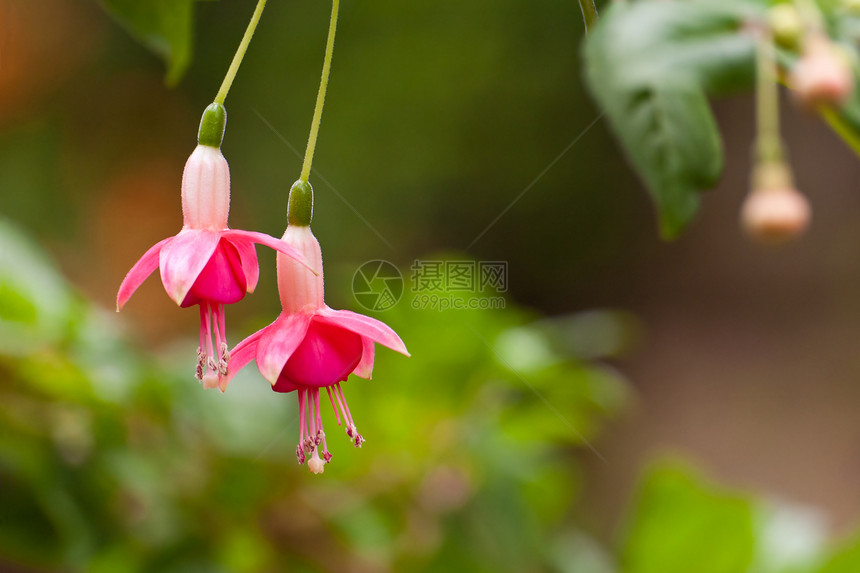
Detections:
[791, 35, 854, 108]
[741, 187, 811, 244]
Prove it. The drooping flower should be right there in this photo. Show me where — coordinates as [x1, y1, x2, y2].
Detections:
[117, 104, 310, 388]
[791, 34, 854, 108]
[221, 180, 409, 473]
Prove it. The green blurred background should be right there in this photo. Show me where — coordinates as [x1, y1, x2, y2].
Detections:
[5, 0, 860, 571]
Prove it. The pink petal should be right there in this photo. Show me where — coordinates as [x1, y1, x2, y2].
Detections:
[116, 237, 172, 311]
[316, 307, 409, 356]
[255, 312, 313, 386]
[181, 239, 247, 307]
[352, 337, 376, 380]
[278, 318, 364, 388]
[224, 236, 260, 293]
[223, 229, 316, 275]
[158, 229, 221, 306]
[219, 328, 264, 392]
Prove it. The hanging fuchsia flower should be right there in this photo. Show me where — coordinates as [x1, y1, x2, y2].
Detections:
[117, 104, 309, 389]
[221, 181, 409, 474]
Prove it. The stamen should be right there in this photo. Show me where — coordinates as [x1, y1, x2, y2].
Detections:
[314, 390, 324, 446]
[198, 306, 207, 355]
[335, 383, 355, 428]
[217, 304, 227, 349]
[218, 342, 229, 376]
[203, 303, 215, 365]
[298, 388, 307, 457]
[195, 348, 205, 381]
[320, 429, 331, 463]
[303, 389, 315, 454]
[326, 387, 342, 426]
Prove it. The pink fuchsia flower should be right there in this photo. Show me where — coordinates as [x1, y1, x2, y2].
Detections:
[116, 104, 309, 389]
[222, 180, 409, 474]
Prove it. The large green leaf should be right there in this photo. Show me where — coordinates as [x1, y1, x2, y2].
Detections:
[621, 462, 756, 573]
[98, 0, 196, 85]
[584, 1, 759, 238]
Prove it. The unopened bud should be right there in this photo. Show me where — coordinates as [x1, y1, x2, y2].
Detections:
[845, 0, 860, 16]
[769, 5, 803, 50]
[741, 187, 810, 243]
[791, 35, 854, 108]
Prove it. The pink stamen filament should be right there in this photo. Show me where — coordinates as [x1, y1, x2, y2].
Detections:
[198, 306, 206, 355]
[307, 389, 317, 443]
[314, 390, 323, 437]
[298, 388, 307, 453]
[204, 304, 215, 361]
[217, 304, 227, 350]
[326, 387, 341, 426]
[336, 383, 355, 428]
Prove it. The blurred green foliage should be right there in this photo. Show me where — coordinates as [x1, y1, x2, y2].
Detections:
[6, 1, 860, 571]
[4, 211, 860, 571]
[98, 0, 195, 85]
[0, 219, 628, 571]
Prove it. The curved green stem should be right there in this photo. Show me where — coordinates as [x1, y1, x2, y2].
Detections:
[821, 107, 860, 157]
[300, 0, 340, 183]
[214, 0, 268, 105]
[578, 0, 598, 34]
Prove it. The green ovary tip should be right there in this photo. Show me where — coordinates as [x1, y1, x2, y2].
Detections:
[288, 180, 314, 226]
[198, 103, 227, 148]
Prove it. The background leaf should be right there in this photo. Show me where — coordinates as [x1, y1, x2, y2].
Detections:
[583, 1, 759, 238]
[621, 461, 756, 573]
[98, 0, 196, 85]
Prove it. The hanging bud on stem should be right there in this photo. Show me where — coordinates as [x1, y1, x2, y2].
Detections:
[741, 162, 810, 244]
[791, 33, 853, 108]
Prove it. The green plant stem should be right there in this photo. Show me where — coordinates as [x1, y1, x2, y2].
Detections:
[756, 33, 783, 162]
[214, 0, 268, 105]
[300, 0, 340, 184]
[578, 0, 599, 34]
[821, 107, 860, 157]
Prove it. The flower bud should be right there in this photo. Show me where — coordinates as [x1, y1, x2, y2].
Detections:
[769, 5, 803, 50]
[845, 0, 860, 16]
[741, 188, 810, 243]
[791, 34, 854, 108]
[742, 162, 810, 244]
